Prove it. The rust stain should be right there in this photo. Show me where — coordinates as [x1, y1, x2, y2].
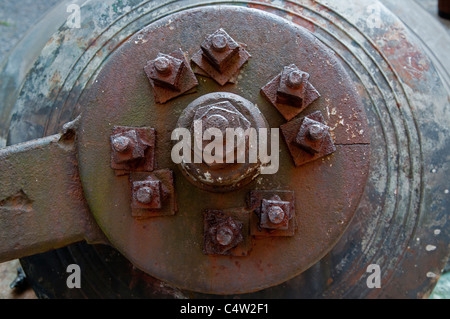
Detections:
[0, 190, 33, 213]
[374, 22, 430, 86]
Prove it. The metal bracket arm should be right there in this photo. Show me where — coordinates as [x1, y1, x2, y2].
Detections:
[0, 128, 105, 263]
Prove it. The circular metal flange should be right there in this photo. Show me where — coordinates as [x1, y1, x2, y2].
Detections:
[2, 0, 448, 299]
[176, 92, 268, 192]
[76, 6, 370, 294]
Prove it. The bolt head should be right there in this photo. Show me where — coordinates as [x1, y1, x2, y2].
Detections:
[287, 70, 304, 89]
[110, 127, 156, 173]
[144, 53, 184, 90]
[132, 180, 162, 210]
[277, 65, 311, 106]
[112, 136, 131, 153]
[111, 130, 146, 164]
[212, 34, 228, 52]
[144, 49, 199, 104]
[216, 226, 234, 246]
[201, 28, 240, 72]
[129, 170, 175, 218]
[268, 206, 285, 224]
[191, 101, 251, 166]
[308, 124, 325, 141]
[204, 210, 244, 255]
[154, 56, 172, 74]
[260, 199, 291, 230]
[295, 118, 330, 154]
[136, 186, 154, 204]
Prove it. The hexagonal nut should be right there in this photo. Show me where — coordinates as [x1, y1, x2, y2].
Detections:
[111, 130, 146, 164]
[201, 28, 240, 72]
[260, 199, 291, 230]
[132, 180, 162, 210]
[295, 117, 330, 154]
[191, 101, 251, 165]
[193, 101, 251, 133]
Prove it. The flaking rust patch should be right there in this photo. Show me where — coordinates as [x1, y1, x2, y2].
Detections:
[0, 190, 33, 213]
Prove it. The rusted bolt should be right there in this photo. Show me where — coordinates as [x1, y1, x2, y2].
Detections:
[112, 136, 131, 153]
[132, 179, 162, 210]
[136, 186, 154, 204]
[145, 53, 184, 91]
[130, 170, 176, 218]
[177, 93, 267, 192]
[110, 126, 156, 174]
[201, 29, 240, 72]
[154, 56, 172, 74]
[308, 124, 326, 141]
[203, 210, 244, 255]
[260, 198, 291, 230]
[261, 64, 320, 121]
[287, 70, 306, 89]
[144, 49, 199, 104]
[295, 117, 330, 154]
[281, 111, 337, 167]
[191, 100, 251, 166]
[110, 130, 144, 164]
[248, 190, 296, 237]
[216, 226, 234, 246]
[192, 29, 250, 85]
[268, 206, 285, 224]
[212, 34, 228, 52]
[277, 66, 311, 105]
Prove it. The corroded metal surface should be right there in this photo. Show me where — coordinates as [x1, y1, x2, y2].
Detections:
[0, 0, 446, 299]
[76, 5, 369, 294]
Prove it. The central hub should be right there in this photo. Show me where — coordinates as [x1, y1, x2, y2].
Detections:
[175, 92, 269, 192]
[77, 6, 370, 295]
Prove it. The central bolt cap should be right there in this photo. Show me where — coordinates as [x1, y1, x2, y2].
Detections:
[176, 93, 269, 193]
[204, 114, 229, 135]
